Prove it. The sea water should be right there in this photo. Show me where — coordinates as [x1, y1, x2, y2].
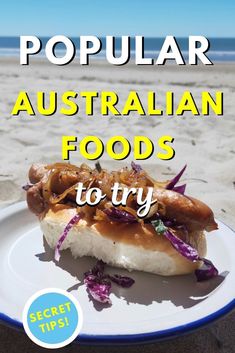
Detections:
[0, 36, 234, 62]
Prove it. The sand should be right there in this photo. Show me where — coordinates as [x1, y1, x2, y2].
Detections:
[0, 57, 234, 351]
[0, 58, 234, 227]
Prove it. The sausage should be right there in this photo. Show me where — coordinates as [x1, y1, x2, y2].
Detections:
[29, 164, 48, 184]
[26, 163, 218, 233]
[51, 171, 80, 194]
[26, 182, 45, 215]
[153, 188, 218, 232]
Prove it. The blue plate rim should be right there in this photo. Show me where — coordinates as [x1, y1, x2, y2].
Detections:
[0, 299, 235, 345]
[0, 202, 234, 345]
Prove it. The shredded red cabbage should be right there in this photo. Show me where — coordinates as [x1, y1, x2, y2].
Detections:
[54, 213, 83, 262]
[89, 258, 105, 275]
[166, 165, 187, 194]
[166, 229, 218, 281]
[164, 229, 199, 262]
[195, 258, 219, 282]
[22, 183, 34, 191]
[104, 207, 137, 223]
[84, 273, 112, 304]
[131, 161, 142, 173]
[151, 220, 218, 281]
[171, 184, 186, 195]
[84, 260, 135, 304]
[107, 274, 135, 288]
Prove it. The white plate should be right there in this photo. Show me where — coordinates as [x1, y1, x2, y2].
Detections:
[0, 202, 234, 345]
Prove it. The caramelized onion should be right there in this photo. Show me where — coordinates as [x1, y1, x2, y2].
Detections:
[42, 169, 60, 202]
[39, 162, 169, 222]
[49, 183, 78, 204]
[45, 162, 81, 172]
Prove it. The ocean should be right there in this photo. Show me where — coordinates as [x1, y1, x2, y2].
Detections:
[0, 37, 234, 62]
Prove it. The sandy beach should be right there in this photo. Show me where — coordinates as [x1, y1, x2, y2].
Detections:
[0, 58, 234, 227]
[0, 57, 234, 352]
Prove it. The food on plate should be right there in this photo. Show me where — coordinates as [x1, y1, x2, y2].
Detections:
[24, 162, 218, 284]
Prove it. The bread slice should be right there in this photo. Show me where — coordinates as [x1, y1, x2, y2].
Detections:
[40, 205, 206, 276]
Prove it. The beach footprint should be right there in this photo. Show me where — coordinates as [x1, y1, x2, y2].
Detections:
[0, 180, 22, 205]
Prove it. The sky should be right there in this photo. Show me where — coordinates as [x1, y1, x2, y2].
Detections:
[0, 0, 235, 37]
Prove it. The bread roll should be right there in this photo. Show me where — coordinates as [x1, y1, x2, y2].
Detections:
[40, 204, 206, 276]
